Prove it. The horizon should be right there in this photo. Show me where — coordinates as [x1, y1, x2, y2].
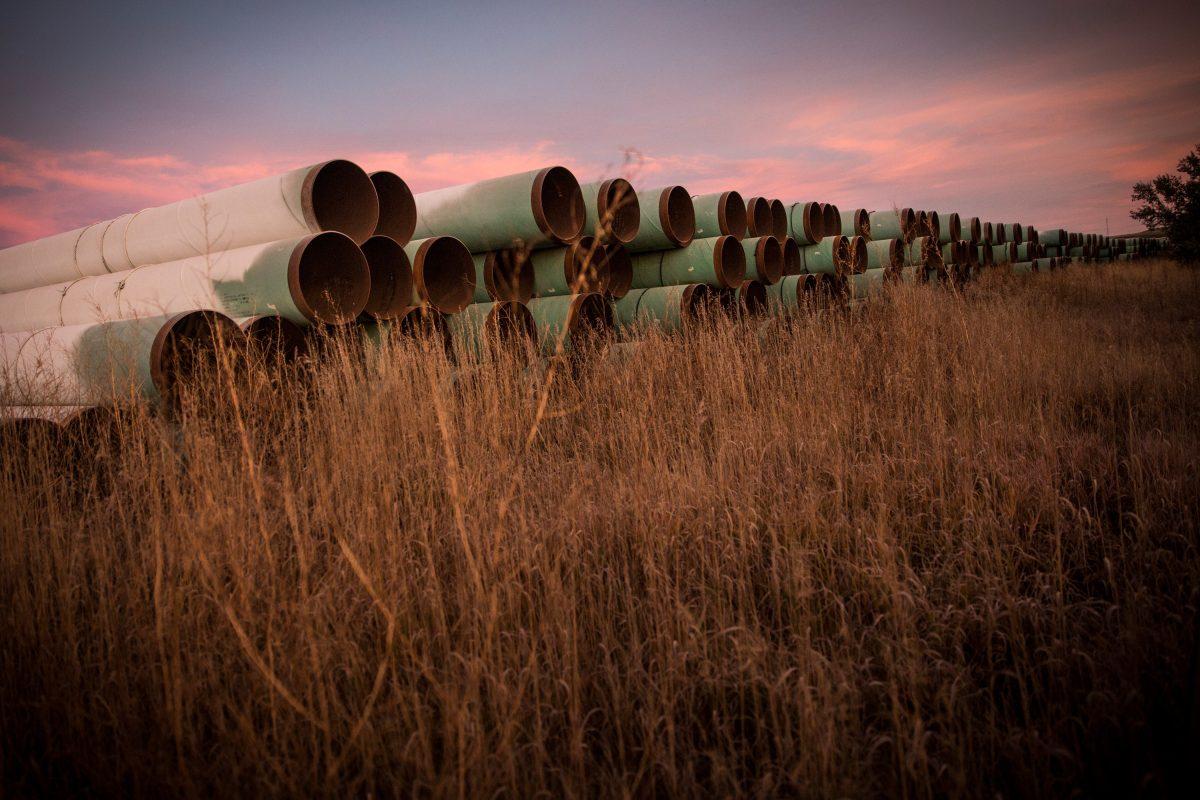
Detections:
[1, 0, 1198, 246]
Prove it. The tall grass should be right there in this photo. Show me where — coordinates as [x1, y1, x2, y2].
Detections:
[2, 261, 1198, 797]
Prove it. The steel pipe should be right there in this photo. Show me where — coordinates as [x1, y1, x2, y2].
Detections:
[448, 300, 538, 361]
[936, 212, 961, 244]
[787, 202, 824, 245]
[1, 310, 243, 406]
[961, 216, 982, 244]
[821, 203, 842, 236]
[369, 171, 417, 245]
[529, 236, 606, 298]
[238, 315, 308, 362]
[471, 249, 534, 304]
[0, 160, 379, 294]
[580, 178, 641, 244]
[412, 166, 585, 252]
[744, 196, 773, 238]
[848, 268, 888, 300]
[865, 238, 904, 270]
[0, 232, 370, 333]
[868, 208, 916, 243]
[1000, 223, 1024, 244]
[845, 236, 868, 274]
[1039, 228, 1067, 247]
[601, 243, 633, 299]
[840, 208, 869, 238]
[629, 236, 746, 290]
[769, 200, 788, 240]
[612, 284, 712, 335]
[360, 235, 413, 321]
[403, 237, 477, 313]
[719, 280, 768, 320]
[802, 235, 849, 275]
[525, 293, 614, 355]
[627, 186, 695, 252]
[691, 191, 747, 240]
[740, 236, 784, 285]
[782, 237, 803, 276]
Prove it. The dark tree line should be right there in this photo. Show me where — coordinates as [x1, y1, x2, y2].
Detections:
[1131, 143, 1200, 263]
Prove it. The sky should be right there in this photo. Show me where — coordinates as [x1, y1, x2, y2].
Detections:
[1, 0, 1198, 246]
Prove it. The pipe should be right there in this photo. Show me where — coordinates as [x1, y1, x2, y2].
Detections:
[601, 243, 634, 299]
[1000, 223, 1024, 244]
[360, 235, 413, 321]
[0, 232, 370, 333]
[1, 310, 243, 406]
[982, 221, 994, 243]
[629, 236, 746, 290]
[840, 208, 869, 238]
[692, 191, 747, 239]
[1026, 228, 1040, 245]
[525, 293, 614, 355]
[993, 224, 1007, 245]
[821, 203, 842, 236]
[768, 273, 816, 312]
[787, 202, 824, 245]
[845, 236, 868, 274]
[720, 280, 768, 319]
[976, 243, 994, 266]
[906, 236, 942, 269]
[802, 235, 849, 275]
[744, 196, 773, 238]
[848, 268, 888, 300]
[1011, 261, 1034, 275]
[412, 166, 585, 252]
[936, 212, 961, 244]
[368, 171, 417, 245]
[926, 211, 942, 242]
[579, 178, 641, 244]
[915, 210, 930, 238]
[0, 160, 380, 294]
[627, 186, 696, 252]
[769, 200, 789, 240]
[992, 242, 1017, 264]
[396, 305, 454, 355]
[782, 237, 803, 276]
[865, 238, 903, 270]
[448, 300, 538, 361]
[740, 236, 784, 285]
[899, 265, 927, 284]
[940, 242, 959, 265]
[868, 208, 916, 243]
[238, 315, 309, 362]
[529, 236, 606, 297]
[471, 248, 534, 304]
[612, 284, 712, 335]
[403, 236, 477, 313]
[961, 216, 982, 244]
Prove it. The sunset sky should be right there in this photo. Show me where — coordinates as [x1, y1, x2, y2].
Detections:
[1, 0, 1197, 246]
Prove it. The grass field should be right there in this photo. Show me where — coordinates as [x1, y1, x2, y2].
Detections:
[2, 260, 1198, 797]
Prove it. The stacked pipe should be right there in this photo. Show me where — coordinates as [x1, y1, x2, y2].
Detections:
[0, 156, 1158, 424]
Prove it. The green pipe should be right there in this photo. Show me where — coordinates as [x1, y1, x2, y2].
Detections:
[906, 236, 940, 268]
[982, 221, 994, 242]
[1000, 223, 1024, 244]
[845, 235, 868, 274]
[629, 235, 746, 290]
[976, 244, 993, 266]
[1011, 261, 1034, 275]
[802, 235, 848, 275]
[936, 212, 961, 244]
[992, 242, 1016, 264]
[600, 243, 633, 299]
[848, 268, 888, 300]
[1015, 242, 1041, 261]
[412, 166, 585, 252]
[369, 171, 418, 245]
[359, 235, 413, 321]
[821, 203, 842, 236]
[402, 237, 477, 313]
[720, 280, 769, 320]
[447, 300, 538, 361]
[899, 265, 927, 284]
[1032, 258, 1055, 273]
[692, 191, 747, 239]
[471, 249, 533, 304]
[626, 186, 696, 252]
[868, 208, 915, 243]
[525, 293, 614, 355]
[744, 196, 773, 238]
[768, 272, 845, 312]
[769, 199, 789, 240]
[961, 216, 982, 243]
[787, 201, 824, 245]
[361, 305, 454, 356]
[840, 208, 869, 238]
[741, 236, 784, 285]
[926, 211, 942, 242]
[993, 224, 1007, 245]
[865, 238, 903, 269]
[579, 178, 641, 244]
[940, 242, 959, 265]
[611, 284, 712, 335]
[529, 236, 604, 297]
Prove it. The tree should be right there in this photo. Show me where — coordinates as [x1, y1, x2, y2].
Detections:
[1131, 143, 1200, 263]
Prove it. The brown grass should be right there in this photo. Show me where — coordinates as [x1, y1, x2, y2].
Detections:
[2, 260, 1199, 797]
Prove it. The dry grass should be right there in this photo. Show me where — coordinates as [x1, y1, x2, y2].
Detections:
[2, 260, 1199, 797]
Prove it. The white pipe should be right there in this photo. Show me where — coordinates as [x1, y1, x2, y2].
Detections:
[0, 232, 369, 332]
[1, 310, 243, 406]
[0, 160, 379, 293]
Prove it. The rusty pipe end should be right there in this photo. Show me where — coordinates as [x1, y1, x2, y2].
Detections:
[715, 190, 747, 239]
[150, 310, 245, 402]
[782, 236, 802, 276]
[288, 231, 372, 325]
[368, 171, 417, 245]
[359, 235, 414, 321]
[531, 166, 586, 245]
[485, 248, 534, 303]
[413, 236, 476, 313]
[714, 235, 747, 288]
[659, 186, 696, 247]
[596, 178, 641, 244]
[755, 236, 784, 285]
[745, 196, 772, 238]
[239, 315, 309, 362]
[397, 305, 454, 358]
[770, 199, 789, 240]
[822, 203, 841, 236]
[302, 159, 380, 244]
[602, 243, 633, 299]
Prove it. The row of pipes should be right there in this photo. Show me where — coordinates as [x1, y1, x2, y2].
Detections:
[0, 158, 1167, 436]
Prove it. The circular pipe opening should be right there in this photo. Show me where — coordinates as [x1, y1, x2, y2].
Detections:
[888, 239, 903, 268]
[597, 178, 641, 244]
[240, 315, 309, 361]
[968, 217, 981, 243]
[782, 236, 802, 275]
[151, 310, 245, 401]
[927, 211, 941, 242]
[660, 186, 696, 247]
[485, 248, 534, 303]
[917, 210, 930, 237]
[804, 202, 824, 242]
[304, 159, 380, 244]
[831, 235, 850, 273]
[945, 213, 960, 241]
[717, 190, 748, 238]
[851, 236, 868, 273]
[567, 293, 615, 350]
[899, 208, 916, 241]
[398, 305, 453, 356]
[531, 166, 585, 244]
[770, 199, 788, 240]
[737, 280, 768, 317]
[714, 235, 747, 288]
[754, 236, 784, 285]
[290, 232, 372, 324]
[413, 236, 476, 313]
[745, 196, 772, 237]
[486, 300, 538, 358]
[602, 243, 633, 299]
[822, 203, 841, 236]
[368, 171, 417, 245]
[565, 236, 606, 293]
[1011, 223, 1024, 244]
[681, 284, 712, 322]
[359, 235, 413, 320]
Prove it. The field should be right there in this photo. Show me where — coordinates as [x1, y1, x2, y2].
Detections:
[2, 260, 1198, 797]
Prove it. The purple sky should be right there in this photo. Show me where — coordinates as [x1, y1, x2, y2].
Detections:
[1, 0, 1198, 245]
